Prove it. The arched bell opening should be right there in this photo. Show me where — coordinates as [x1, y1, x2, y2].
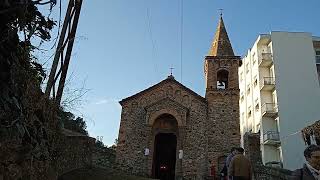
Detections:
[217, 69, 229, 89]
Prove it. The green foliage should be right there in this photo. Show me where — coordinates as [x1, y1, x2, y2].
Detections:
[58, 108, 88, 136]
[1, 0, 56, 41]
[0, 2, 59, 179]
[0, 0, 56, 87]
[95, 139, 106, 148]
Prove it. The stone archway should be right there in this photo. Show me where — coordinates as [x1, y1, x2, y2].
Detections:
[151, 113, 178, 180]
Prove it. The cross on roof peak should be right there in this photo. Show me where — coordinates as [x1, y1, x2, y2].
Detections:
[169, 67, 174, 76]
[218, 8, 223, 17]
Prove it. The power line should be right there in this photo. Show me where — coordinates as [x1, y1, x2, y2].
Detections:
[180, 0, 183, 83]
[146, 6, 159, 81]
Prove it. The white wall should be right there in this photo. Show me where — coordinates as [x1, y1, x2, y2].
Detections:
[271, 32, 320, 170]
[263, 145, 281, 163]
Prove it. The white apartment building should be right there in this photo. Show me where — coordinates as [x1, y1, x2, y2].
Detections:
[239, 32, 320, 170]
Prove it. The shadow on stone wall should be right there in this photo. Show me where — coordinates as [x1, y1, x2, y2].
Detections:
[55, 128, 95, 177]
[57, 166, 157, 180]
[92, 145, 116, 170]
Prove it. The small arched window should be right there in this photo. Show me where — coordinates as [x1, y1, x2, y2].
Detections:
[217, 69, 229, 89]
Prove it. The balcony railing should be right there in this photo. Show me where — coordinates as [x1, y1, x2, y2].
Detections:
[261, 103, 278, 118]
[316, 56, 320, 64]
[263, 131, 280, 145]
[259, 53, 273, 67]
[260, 77, 275, 91]
[265, 161, 283, 168]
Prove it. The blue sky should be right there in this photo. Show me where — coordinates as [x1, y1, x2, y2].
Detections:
[37, 0, 320, 146]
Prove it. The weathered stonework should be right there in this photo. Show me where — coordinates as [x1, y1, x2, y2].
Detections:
[56, 129, 95, 177]
[116, 16, 241, 179]
[92, 146, 116, 170]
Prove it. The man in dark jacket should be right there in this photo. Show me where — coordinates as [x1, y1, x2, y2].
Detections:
[228, 147, 252, 180]
[291, 144, 320, 180]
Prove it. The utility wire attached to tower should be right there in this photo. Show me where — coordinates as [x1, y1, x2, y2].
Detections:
[180, 0, 184, 83]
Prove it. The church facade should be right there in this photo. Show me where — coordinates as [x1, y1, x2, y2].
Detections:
[116, 16, 241, 179]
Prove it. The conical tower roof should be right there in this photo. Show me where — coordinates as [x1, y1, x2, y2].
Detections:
[208, 16, 234, 56]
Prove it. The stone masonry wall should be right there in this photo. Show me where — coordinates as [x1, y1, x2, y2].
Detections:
[205, 57, 241, 175]
[92, 146, 116, 170]
[206, 90, 240, 174]
[182, 101, 207, 178]
[56, 134, 95, 177]
[116, 103, 148, 176]
[116, 78, 208, 178]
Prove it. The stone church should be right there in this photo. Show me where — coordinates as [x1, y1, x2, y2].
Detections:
[116, 16, 241, 179]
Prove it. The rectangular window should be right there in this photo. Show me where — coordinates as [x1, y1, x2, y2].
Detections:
[255, 103, 259, 111]
[254, 79, 258, 87]
[246, 63, 249, 74]
[241, 113, 245, 125]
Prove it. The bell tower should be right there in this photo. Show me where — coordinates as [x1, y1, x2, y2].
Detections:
[204, 15, 241, 171]
[204, 15, 241, 99]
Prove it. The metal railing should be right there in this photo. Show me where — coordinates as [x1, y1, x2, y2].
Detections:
[260, 77, 275, 89]
[265, 161, 283, 168]
[261, 103, 278, 115]
[263, 131, 280, 142]
[262, 53, 272, 60]
[259, 53, 273, 66]
[316, 56, 320, 64]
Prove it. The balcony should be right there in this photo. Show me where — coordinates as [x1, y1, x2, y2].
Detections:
[316, 56, 320, 64]
[260, 77, 275, 91]
[263, 131, 281, 146]
[261, 103, 278, 118]
[259, 53, 273, 67]
[265, 161, 283, 168]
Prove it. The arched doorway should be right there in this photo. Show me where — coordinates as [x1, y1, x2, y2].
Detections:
[151, 114, 178, 180]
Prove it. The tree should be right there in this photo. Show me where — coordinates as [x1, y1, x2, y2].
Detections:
[0, 1, 58, 179]
[58, 108, 88, 135]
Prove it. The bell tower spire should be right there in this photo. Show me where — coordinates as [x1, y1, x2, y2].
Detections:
[204, 15, 241, 96]
[208, 15, 234, 56]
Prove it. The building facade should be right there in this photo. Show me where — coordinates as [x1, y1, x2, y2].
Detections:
[115, 16, 241, 179]
[239, 32, 320, 170]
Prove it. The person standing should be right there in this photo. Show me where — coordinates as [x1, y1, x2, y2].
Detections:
[220, 147, 237, 180]
[291, 145, 320, 180]
[228, 147, 252, 180]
